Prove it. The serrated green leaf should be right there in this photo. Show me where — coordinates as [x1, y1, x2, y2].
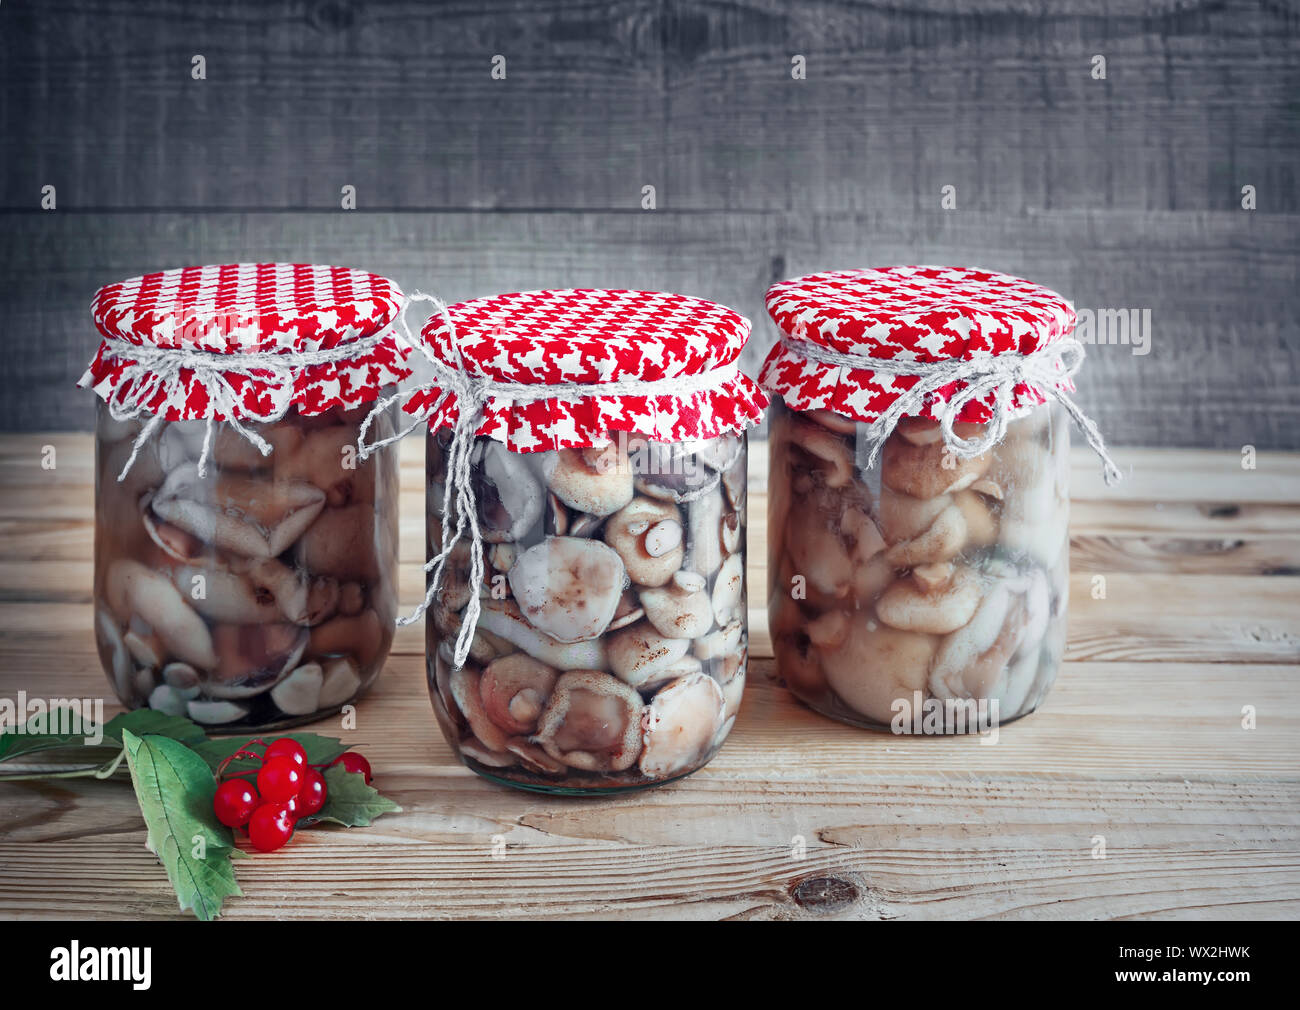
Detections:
[0, 707, 204, 765]
[302, 764, 401, 827]
[121, 730, 242, 922]
[193, 732, 350, 776]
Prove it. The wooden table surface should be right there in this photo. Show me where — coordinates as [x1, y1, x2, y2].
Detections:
[1, 434, 1297, 920]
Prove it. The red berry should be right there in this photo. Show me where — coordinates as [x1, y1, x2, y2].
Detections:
[212, 778, 259, 827]
[331, 752, 372, 784]
[247, 802, 294, 852]
[257, 756, 303, 803]
[296, 767, 327, 818]
[263, 738, 307, 768]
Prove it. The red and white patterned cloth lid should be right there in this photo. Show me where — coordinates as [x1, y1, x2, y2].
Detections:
[408, 288, 768, 452]
[80, 263, 411, 419]
[759, 265, 1077, 424]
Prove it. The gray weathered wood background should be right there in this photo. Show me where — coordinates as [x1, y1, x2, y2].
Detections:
[1, 0, 1297, 447]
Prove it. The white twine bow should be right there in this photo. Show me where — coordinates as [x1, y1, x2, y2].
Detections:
[357, 292, 746, 666]
[780, 334, 1123, 486]
[103, 327, 395, 481]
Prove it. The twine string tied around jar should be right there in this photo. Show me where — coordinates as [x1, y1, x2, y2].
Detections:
[357, 292, 745, 665]
[778, 335, 1123, 486]
[103, 328, 396, 481]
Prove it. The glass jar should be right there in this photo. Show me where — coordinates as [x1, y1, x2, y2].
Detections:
[93, 399, 400, 729]
[426, 430, 749, 793]
[767, 398, 1069, 732]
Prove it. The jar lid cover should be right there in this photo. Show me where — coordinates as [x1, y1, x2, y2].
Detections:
[760, 265, 1076, 424]
[408, 288, 767, 452]
[81, 263, 412, 421]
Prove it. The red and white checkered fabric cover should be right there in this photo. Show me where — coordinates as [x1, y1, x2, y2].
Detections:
[759, 265, 1077, 424]
[80, 263, 411, 419]
[410, 288, 768, 452]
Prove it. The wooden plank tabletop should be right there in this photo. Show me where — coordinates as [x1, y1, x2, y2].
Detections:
[1, 434, 1297, 920]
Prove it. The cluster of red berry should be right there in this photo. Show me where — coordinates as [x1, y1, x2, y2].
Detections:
[212, 738, 372, 852]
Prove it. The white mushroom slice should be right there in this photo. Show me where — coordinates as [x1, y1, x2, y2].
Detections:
[877, 488, 953, 544]
[928, 585, 1013, 700]
[693, 620, 743, 660]
[479, 654, 558, 735]
[876, 567, 981, 634]
[151, 463, 326, 559]
[271, 662, 324, 716]
[505, 737, 566, 775]
[784, 512, 852, 598]
[274, 425, 373, 507]
[996, 571, 1051, 715]
[124, 621, 166, 669]
[162, 662, 201, 692]
[474, 440, 545, 542]
[639, 673, 725, 779]
[693, 434, 742, 472]
[640, 570, 714, 640]
[644, 519, 683, 557]
[607, 621, 693, 691]
[606, 589, 644, 631]
[852, 553, 894, 603]
[604, 497, 684, 586]
[508, 537, 626, 642]
[883, 504, 967, 568]
[789, 418, 854, 488]
[822, 618, 938, 725]
[140, 494, 207, 563]
[187, 699, 249, 725]
[535, 670, 644, 772]
[717, 649, 747, 719]
[105, 559, 218, 671]
[682, 487, 724, 577]
[206, 624, 308, 699]
[881, 434, 990, 500]
[133, 666, 157, 697]
[720, 511, 741, 555]
[449, 664, 509, 752]
[806, 610, 851, 650]
[488, 543, 517, 572]
[319, 656, 363, 708]
[476, 598, 610, 670]
[147, 684, 187, 717]
[172, 565, 283, 626]
[953, 489, 998, 547]
[710, 552, 745, 626]
[460, 738, 517, 768]
[543, 445, 633, 518]
[294, 503, 382, 582]
[722, 456, 747, 516]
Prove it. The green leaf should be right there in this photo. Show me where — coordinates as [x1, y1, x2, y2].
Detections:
[0, 707, 204, 765]
[120, 730, 242, 922]
[103, 710, 206, 748]
[193, 732, 351, 777]
[302, 765, 401, 827]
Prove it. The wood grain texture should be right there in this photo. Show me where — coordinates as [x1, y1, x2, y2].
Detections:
[0, 434, 1297, 920]
[0, 1, 1298, 445]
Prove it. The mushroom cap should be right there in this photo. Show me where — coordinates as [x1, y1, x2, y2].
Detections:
[607, 620, 693, 690]
[475, 440, 545, 542]
[475, 597, 610, 670]
[639, 672, 725, 778]
[876, 566, 981, 635]
[544, 446, 634, 518]
[535, 670, 645, 772]
[480, 653, 559, 735]
[822, 618, 938, 725]
[105, 559, 218, 671]
[604, 496, 685, 587]
[508, 536, 627, 643]
[883, 503, 967, 568]
[710, 551, 745, 626]
[639, 573, 714, 640]
[881, 434, 990, 500]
